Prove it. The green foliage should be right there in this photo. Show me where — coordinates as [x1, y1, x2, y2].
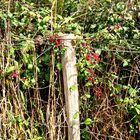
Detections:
[0, 0, 140, 139]
[84, 118, 93, 125]
[73, 112, 80, 119]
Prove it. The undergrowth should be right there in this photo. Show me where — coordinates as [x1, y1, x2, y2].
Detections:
[0, 0, 140, 139]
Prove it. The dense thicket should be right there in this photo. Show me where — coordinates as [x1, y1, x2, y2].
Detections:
[0, 0, 140, 139]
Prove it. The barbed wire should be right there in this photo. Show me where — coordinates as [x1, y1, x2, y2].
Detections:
[1, 45, 140, 53]
[0, 38, 140, 42]
[0, 42, 140, 53]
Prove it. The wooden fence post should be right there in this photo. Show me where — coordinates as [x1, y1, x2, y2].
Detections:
[61, 34, 80, 140]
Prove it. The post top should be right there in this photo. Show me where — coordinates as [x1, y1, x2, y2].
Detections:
[60, 34, 75, 40]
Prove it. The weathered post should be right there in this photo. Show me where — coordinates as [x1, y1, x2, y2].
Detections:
[61, 34, 80, 140]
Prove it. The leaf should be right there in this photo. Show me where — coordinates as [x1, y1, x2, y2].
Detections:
[91, 24, 96, 29]
[123, 97, 129, 103]
[14, 61, 19, 68]
[31, 78, 36, 84]
[23, 80, 29, 88]
[111, 74, 118, 79]
[61, 17, 74, 26]
[85, 93, 91, 99]
[136, 105, 140, 110]
[114, 84, 123, 92]
[43, 16, 50, 23]
[73, 112, 80, 119]
[56, 63, 62, 71]
[22, 119, 28, 127]
[57, 15, 63, 20]
[129, 87, 137, 97]
[84, 118, 93, 125]
[135, 105, 140, 114]
[95, 49, 101, 55]
[135, 107, 140, 115]
[7, 66, 15, 73]
[123, 59, 129, 67]
[74, 28, 81, 34]
[36, 137, 43, 140]
[7, 12, 13, 18]
[105, 0, 111, 2]
[85, 81, 92, 87]
[29, 11, 36, 18]
[116, 2, 125, 11]
[28, 64, 33, 70]
[88, 6, 92, 11]
[9, 47, 15, 55]
[123, 85, 129, 90]
[69, 85, 77, 91]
